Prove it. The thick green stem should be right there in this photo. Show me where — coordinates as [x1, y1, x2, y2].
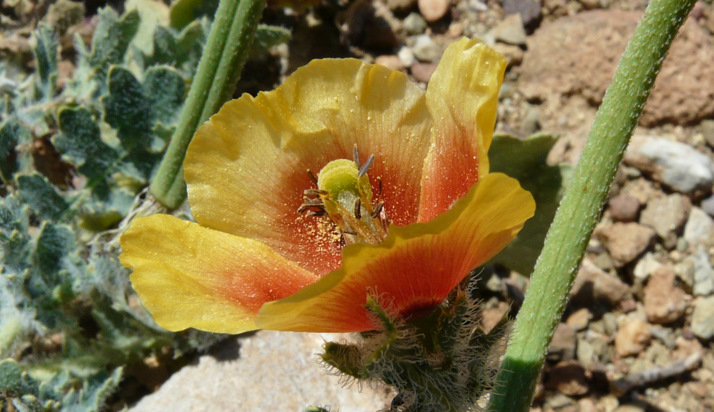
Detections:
[487, 1, 695, 410]
[150, 0, 266, 209]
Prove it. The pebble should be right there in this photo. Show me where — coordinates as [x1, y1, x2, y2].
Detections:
[701, 194, 714, 217]
[691, 296, 714, 340]
[570, 258, 630, 306]
[402, 12, 427, 35]
[683, 207, 714, 249]
[374, 55, 403, 71]
[639, 194, 691, 249]
[608, 193, 640, 222]
[548, 323, 577, 362]
[566, 308, 592, 331]
[492, 43, 524, 67]
[615, 317, 651, 357]
[418, 0, 449, 23]
[701, 119, 714, 148]
[643, 265, 686, 324]
[410, 34, 441, 62]
[501, 0, 542, 29]
[576, 334, 609, 369]
[633, 252, 662, 281]
[596, 223, 656, 267]
[545, 361, 590, 396]
[385, 0, 416, 11]
[691, 246, 714, 296]
[410, 62, 438, 83]
[626, 136, 714, 194]
[492, 14, 527, 46]
[397, 46, 416, 67]
[674, 259, 695, 289]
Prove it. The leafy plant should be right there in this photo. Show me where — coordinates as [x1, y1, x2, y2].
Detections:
[0, 3, 289, 410]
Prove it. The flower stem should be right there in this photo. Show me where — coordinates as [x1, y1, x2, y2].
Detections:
[150, 0, 266, 209]
[487, 1, 696, 410]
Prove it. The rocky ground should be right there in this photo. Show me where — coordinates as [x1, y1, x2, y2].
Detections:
[4, 0, 714, 410]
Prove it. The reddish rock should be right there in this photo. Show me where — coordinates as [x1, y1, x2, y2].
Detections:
[520, 10, 714, 126]
[595, 223, 655, 266]
[418, 0, 449, 22]
[643, 265, 686, 324]
[410, 62, 438, 83]
[545, 361, 590, 396]
[570, 258, 630, 306]
[608, 193, 641, 222]
[639, 194, 691, 249]
[615, 317, 651, 357]
[548, 323, 577, 362]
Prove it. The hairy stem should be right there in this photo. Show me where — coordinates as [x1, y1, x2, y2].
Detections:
[487, 1, 696, 410]
[150, 0, 266, 209]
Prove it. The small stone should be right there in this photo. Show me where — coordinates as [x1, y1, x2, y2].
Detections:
[643, 265, 686, 324]
[596, 223, 656, 267]
[566, 308, 592, 331]
[691, 296, 714, 340]
[545, 393, 576, 409]
[691, 247, 714, 296]
[633, 252, 662, 281]
[576, 336, 609, 369]
[520, 104, 540, 135]
[402, 12, 427, 35]
[480, 301, 509, 333]
[492, 43, 524, 67]
[639, 194, 691, 249]
[625, 136, 714, 194]
[701, 119, 714, 148]
[545, 361, 590, 396]
[492, 14, 527, 46]
[410, 62, 438, 83]
[418, 0, 449, 23]
[397, 46, 416, 67]
[701, 194, 714, 217]
[614, 405, 646, 412]
[385, 0, 416, 11]
[615, 317, 651, 357]
[570, 258, 630, 306]
[375, 55, 403, 71]
[683, 207, 714, 249]
[548, 323, 577, 362]
[410, 34, 441, 62]
[591, 253, 614, 271]
[608, 194, 640, 222]
[502, 0, 541, 29]
[674, 259, 695, 289]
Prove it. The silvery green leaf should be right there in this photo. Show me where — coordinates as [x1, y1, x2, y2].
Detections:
[16, 174, 69, 222]
[54, 106, 118, 182]
[251, 24, 291, 58]
[31, 24, 58, 100]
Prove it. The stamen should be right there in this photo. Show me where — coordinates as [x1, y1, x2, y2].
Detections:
[376, 176, 383, 201]
[371, 202, 384, 218]
[354, 198, 361, 219]
[307, 169, 318, 184]
[358, 154, 375, 178]
[353, 144, 360, 169]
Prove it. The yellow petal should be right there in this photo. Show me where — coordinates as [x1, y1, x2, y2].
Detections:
[119, 214, 317, 333]
[256, 173, 535, 333]
[419, 38, 507, 222]
[186, 59, 432, 275]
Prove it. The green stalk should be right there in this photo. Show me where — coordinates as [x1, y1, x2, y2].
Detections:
[150, 0, 266, 209]
[487, 1, 696, 410]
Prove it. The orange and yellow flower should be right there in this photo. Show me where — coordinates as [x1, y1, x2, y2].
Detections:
[119, 38, 535, 334]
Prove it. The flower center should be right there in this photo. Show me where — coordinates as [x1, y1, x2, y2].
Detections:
[299, 148, 389, 245]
